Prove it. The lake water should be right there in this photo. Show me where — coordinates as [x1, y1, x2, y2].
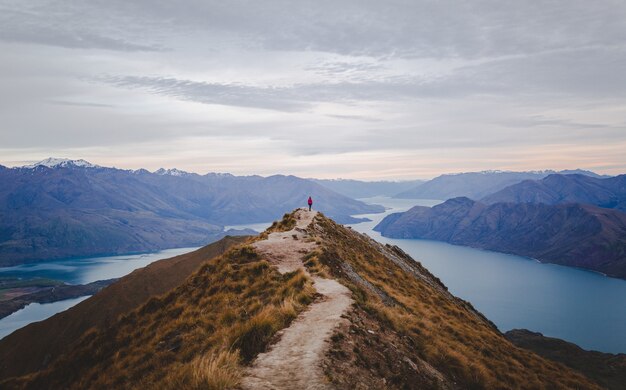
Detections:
[349, 197, 626, 354]
[0, 296, 90, 339]
[0, 247, 198, 339]
[224, 221, 274, 233]
[0, 247, 199, 285]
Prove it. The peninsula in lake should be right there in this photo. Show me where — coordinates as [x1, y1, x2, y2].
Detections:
[375, 197, 626, 279]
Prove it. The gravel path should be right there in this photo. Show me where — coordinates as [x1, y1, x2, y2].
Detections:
[242, 209, 353, 389]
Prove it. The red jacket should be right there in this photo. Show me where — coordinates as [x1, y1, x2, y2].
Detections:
[308, 197, 313, 205]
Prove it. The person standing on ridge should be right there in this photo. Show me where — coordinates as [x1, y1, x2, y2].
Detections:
[308, 196, 313, 211]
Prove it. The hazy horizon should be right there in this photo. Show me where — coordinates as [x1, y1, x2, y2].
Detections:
[2, 1, 625, 180]
[0, 156, 613, 182]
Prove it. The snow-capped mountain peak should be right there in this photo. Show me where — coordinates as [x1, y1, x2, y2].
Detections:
[24, 158, 99, 169]
[154, 168, 192, 177]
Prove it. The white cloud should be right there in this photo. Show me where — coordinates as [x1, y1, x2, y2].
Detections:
[0, 0, 625, 178]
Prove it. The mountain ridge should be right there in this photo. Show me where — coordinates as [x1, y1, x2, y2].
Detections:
[312, 178, 424, 198]
[0, 210, 600, 389]
[482, 173, 626, 212]
[375, 198, 626, 279]
[395, 169, 607, 200]
[0, 160, 382, 266]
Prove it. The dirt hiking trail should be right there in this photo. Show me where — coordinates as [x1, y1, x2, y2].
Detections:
[242, 209, 353, 390]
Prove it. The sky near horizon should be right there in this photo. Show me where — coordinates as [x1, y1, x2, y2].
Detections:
[1, 1, 625, 180]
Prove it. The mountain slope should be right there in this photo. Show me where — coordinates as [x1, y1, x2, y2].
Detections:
[0, 159, 382, 265]
[395, 170, 605, 200]
[0, 235, 248, 379]
[0, 211, 600, 389]
[375, 198, 626, 279]
[312, 178, 424, 198]
[506, 329, 626, 390]
[482, 173, 626, 212]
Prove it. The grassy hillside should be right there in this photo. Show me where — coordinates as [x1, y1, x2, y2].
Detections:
[0, 236, 248, 379]
[3, 243, 315, 389]
[506, 329, 626, 390]
[1, 212, 602, 389]
[311, 213, 599, 389]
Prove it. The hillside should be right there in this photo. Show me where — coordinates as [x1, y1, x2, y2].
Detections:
[395, 170, 604, 200]
[375, 198, 626, 279]
[506, 329, 626, 390]
[0, 159, 382, 265]
[0, 235, 247, 379]
[482, 174, 626, 212]
[0, 210, 601, 389]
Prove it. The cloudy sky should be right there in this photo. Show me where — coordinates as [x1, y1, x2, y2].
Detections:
[1, 0, 625, 179]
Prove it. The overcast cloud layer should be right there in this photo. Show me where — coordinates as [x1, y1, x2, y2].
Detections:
[1, 0, 625, 179]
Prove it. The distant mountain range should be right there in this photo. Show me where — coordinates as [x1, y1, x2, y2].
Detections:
[0, 159, 383, 266]
[375, 197, 626, 279]
[482, 174, 626, 211]
[311, 178, 424, 199]
[394, 170, 607, 200]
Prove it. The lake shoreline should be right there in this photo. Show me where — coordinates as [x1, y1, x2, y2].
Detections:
[0, 278, 117, 320]
[348, 196, 626, 354]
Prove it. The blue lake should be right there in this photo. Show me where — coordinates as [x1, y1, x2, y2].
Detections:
[349, 197, 626, 354]
[0, 247, 198, 339]
[0, 247, 199, 285]
[0, 296, 90, 339]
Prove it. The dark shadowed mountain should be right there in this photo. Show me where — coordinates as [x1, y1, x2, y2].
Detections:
[394, 170, 606, 200]
[375, 197, 626, 279]
[0, 159, 383, 266]
[312, 178, 424, 198]
[506, 329, 626, 390]
[482, 174, 626, 212]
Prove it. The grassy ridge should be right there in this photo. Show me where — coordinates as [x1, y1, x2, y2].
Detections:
[1, 211, 605, 389]
[0, 236, 249, 379]
[3, 245, 315, 389]
[312, 213, 599, 389]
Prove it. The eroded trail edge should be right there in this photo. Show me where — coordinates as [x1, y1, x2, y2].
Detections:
[242, 210, 353, 390]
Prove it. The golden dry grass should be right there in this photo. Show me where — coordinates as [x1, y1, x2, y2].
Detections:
[158, 349, 241, 390]
[2, 211, 602, 390]
[4, 245, 316, 390]
[312, 213, 600, 390]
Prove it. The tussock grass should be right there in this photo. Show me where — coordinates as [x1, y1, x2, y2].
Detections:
[159, 349, 241, 390]
[232, 307, 286, 362]
[302, 250, 330, 277]
[6, 244, 316, 389]
[267, 212, 297, 233]
[313, 214, 599, 390]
